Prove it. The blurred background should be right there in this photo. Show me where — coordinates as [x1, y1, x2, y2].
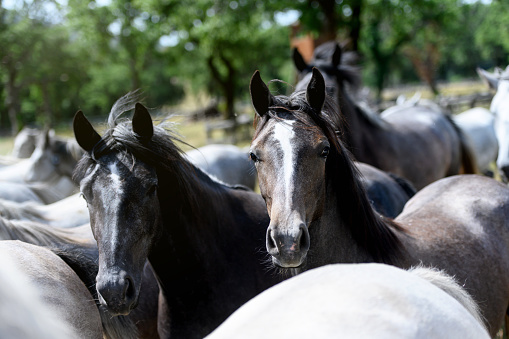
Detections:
[0, 0, 506, 151]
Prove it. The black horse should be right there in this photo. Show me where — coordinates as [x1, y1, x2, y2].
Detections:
[73, 94, 282, 338]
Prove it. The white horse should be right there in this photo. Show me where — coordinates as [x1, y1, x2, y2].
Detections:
[185, 144, 257, 190]
[0, 241, 102, 339]
[0, 193, 89, 228]
[11, 126, 41, 159]
[478, 66, 509, 180]
[453, 107, 498, 174]
[207, 264, 489, 339]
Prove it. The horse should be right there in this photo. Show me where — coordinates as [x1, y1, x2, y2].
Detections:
[207, 264, 489, 339]
[478, 66, 509, 180]
[382, 95, 498, 176]
[11, 126, 41, 158]
[453, 107, 498, 175]
[0, 240, 102, 339]
[72, 93, 283, 338]
[25, 128, 84, 183]
[0, 216, 160, 338]
[293, 42, 477, 190]
[0, 158, 33, 183]
[0, 177, 77, 204]
[0, 193, 89, 228]
[185, 144, 257, 190]
[249, 69, 509, 337]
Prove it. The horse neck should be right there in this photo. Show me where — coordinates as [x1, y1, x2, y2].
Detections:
[306, 163, 405, 268]
[336, 88, 388, 165]
[306, 186, 374, 268]
[147, 164, 276, 337]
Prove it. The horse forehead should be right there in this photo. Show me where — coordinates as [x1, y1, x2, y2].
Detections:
[261, 119, 323, 155]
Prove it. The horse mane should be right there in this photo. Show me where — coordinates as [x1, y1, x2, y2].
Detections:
[73, 92, 232, 227]
[409, 265, 487, 332]
[307, 42, 388, 131]
[0, 199, 46, 223]
[0, 216, 86, 246]
[254, 91, 406, 264]
[310, 42, 362, 90]
[26, 180, 71, 204]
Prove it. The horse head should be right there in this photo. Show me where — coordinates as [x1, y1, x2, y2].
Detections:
[25, 129, 81, 183]
[250, 69, 336, 268]
[73, 102, 161, 316]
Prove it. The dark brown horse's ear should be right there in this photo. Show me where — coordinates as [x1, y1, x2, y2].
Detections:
[132, 103, 154, 140]
[332, 43, 342, 67]
[306, 68, 326, 114]
[73, 111, 101, 152]
[250, 70, 274, 117]
[293, 48, 308, 72]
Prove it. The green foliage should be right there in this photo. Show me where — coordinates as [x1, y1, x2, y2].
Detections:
[0, 0, 508, 133]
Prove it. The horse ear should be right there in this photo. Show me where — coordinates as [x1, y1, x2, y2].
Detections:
[332, 43, 342, 67]
[293, 48, 308, 72]
[250, 70, 274, 117]
[73, 111, 101, 152]
[132, 103, 154, 140]
[477, 68, 499, 90]
[306, 68, 326, 114]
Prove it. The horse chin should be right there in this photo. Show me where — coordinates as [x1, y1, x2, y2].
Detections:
[272, 256, 307, 276]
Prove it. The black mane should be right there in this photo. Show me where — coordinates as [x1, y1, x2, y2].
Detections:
[254, 91, 405, 264]
[73, 93, 207, 225]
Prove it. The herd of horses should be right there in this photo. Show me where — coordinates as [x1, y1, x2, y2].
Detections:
[1, 42, 509, 338]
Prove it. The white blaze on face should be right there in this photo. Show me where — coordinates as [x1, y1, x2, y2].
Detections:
[107, 162, 124, 250]
[108, 162, 123, 193]
[273, 120, 296, 210]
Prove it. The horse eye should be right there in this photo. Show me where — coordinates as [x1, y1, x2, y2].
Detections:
[249, 152, 259, 163]
[79, 192, 88, 207]
[321, 146, 330, 158]
[147, 185, 157, 196]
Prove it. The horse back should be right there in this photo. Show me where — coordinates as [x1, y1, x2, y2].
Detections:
[395, 175, 509, 335]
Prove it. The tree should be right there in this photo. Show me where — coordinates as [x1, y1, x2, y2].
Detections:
[144, 0, 290, 120]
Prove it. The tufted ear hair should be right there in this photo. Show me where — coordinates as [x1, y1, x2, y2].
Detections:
[132, 103, 153, 140]
[73, 111, 101, 152]
[250, 70, 274, 117]
[306, 68, 326, 114]
[332, 43, 342, 67]
[293, 47, 308, 72]
[477, 68, 499, 90]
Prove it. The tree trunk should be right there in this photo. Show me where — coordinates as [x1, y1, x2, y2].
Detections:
[5, 69, 19, 135]
[349, 0, 363, 52]
[40, 81, 53, 126]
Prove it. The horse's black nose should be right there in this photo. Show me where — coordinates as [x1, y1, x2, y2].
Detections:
[266, 224, 310, 267]
[96, 273, 137, 316]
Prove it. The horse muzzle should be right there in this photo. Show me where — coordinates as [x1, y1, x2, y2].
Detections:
[96, 271, 139, 316]
[266, 224, 310, 268]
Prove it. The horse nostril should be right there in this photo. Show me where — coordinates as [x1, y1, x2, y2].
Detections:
[298, 224, 310, 253]
[124, 276, 135, 301]
[266, 228, 279, 255]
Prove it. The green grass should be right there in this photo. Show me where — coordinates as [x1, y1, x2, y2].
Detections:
[0, 136, 14, 156]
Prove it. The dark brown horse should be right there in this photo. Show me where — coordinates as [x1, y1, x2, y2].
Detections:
[249, 69, 509, 336]
[72, 94, 283, 338]
[293, 42, 477, 189]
